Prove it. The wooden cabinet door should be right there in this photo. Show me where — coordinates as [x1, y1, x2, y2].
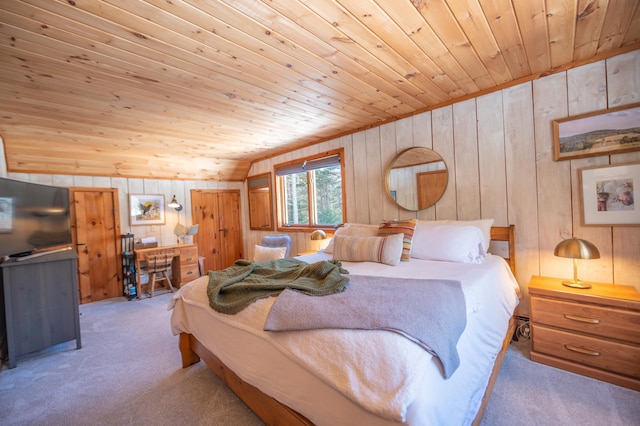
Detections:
[191, 189, 243, 273]
[249, 190, 272, 229]
[247, 172, 273, 230]
[70, 188, 121, 303]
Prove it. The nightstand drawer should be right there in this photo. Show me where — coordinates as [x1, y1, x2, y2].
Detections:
[531, 297, 640, 344]
[533, 325, 640, 379]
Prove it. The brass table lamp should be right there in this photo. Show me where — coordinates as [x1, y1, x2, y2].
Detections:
[554, 237, 600, 289]
[310, 230, 327, 241]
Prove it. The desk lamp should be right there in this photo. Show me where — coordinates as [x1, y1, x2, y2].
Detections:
[554, 237, 600, 289]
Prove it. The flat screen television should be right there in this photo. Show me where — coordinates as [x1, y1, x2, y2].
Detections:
[0, 177, 73, 258]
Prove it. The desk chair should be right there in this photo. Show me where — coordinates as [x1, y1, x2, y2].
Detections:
[261, 235, 292, 257]
[145, 250, 175, 298]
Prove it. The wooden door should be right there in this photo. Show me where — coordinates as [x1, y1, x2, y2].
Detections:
[417, 170, 448, 210]
[191, 189, 243, 272]
[192, 190, 220, 272]
[218, 191, 243, 268]
[70, 188, 121, 304]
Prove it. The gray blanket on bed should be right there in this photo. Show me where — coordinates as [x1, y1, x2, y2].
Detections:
[264, 274, 467, 378]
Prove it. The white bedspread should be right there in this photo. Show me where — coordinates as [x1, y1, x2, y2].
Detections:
[170, 253, 520, 425]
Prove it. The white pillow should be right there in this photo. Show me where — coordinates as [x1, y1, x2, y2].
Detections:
[410, 224, 487, 263]
[416, 218, 494, 251]
[332, 233, 404, 266]
[254, 245, 287, 263]
[323, 223, 381, 254]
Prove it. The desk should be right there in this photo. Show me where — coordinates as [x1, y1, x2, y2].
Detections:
[135, 244, 199, 299]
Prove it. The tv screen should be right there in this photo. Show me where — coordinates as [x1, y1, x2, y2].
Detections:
[0, 177, 72, 258]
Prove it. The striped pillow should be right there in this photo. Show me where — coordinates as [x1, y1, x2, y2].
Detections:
[324, 223, 380, 254]
[332, 233, 403, 266]
[378, 219, 417, 261]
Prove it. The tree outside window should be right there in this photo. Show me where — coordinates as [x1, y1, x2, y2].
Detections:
[276, 150, 345, 229]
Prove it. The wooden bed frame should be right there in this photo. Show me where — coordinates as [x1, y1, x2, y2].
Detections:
[179, 225, 518, 426]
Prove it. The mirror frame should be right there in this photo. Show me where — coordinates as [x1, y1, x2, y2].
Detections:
[385, 147, 448, 211]
[247, 172, 274, 230]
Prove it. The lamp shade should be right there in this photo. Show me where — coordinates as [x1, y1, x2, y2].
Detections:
[554, 238, 600, 260]
[168, 195, 183, 211]
[168, 195, 180, 208]
[310, 230, 327, 240]
[554, 237, 600, 289]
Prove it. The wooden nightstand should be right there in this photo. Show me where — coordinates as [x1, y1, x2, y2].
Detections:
[529, 276, 640, 391]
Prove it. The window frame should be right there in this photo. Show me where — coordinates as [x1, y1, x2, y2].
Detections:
[274, 148, 346, 232]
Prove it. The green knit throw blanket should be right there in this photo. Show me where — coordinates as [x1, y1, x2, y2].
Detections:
[207, 258, 350, 314]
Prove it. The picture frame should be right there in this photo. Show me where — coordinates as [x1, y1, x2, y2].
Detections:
[0, 197, 13, 232]
[553, 103, 640, 161]
[129, 194, 165, 226]
[579, 162, 639, 226]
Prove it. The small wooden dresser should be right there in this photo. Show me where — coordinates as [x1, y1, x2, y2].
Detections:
[173, 244, 200, 285]
[529, 276, 640, 391]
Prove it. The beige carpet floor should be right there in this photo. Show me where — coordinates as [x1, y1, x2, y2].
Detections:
[1, 291, 638, 425]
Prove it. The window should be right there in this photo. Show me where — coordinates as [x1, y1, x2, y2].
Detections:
[275, 149, 345, 229]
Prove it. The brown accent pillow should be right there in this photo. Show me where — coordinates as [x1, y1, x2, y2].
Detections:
[378, 219, 417, 261]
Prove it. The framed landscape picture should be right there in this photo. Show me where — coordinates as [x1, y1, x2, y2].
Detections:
[553, 103, 640, 161]
[579, 162, 639, 226]
[129, 194, 165, 226]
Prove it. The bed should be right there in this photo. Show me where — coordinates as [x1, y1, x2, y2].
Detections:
[170, 221, 520, 426]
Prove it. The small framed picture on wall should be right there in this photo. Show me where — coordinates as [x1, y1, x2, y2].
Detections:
[129, 194, 166, 226]
[580, 162, 640, 226]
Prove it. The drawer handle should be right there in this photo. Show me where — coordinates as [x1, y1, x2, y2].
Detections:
[564, 344, 600, 357]
[186, 271, 193, 275]
[185, 257, 194, 262]
[563, 314, 600, 324]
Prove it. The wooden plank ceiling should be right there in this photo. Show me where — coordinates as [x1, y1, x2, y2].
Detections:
[1, 0, 639, 181]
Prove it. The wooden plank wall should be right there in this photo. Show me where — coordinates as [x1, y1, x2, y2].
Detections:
[247, 50, 640, 315]
[0, 161, 244, 256]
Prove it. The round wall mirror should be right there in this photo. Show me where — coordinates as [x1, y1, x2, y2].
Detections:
[385, 147, 448, 211]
